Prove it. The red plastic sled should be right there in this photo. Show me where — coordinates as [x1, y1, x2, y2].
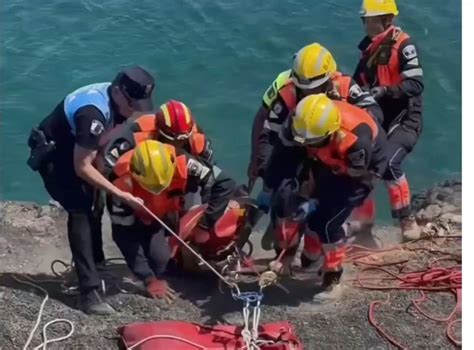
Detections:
[118, 320, 303, 350]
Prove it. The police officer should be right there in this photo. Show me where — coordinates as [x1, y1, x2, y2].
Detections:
[27, 66, 155, 315]
[354, 0, 424, 241]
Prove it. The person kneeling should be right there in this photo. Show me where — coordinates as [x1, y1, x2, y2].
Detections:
[107, 140, 235, 302]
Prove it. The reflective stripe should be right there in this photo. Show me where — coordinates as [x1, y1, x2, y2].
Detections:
[110, 214, 135, 226]
[183, 105, 192, 124]
[303, 235, 323, 261]
[322, 239, 346, 271]
[269, 110, 280, 120]
[212, 165, 222, 178]
[263, 119, 282, 132]
[315, 47, 328, 74]
[401, 68, 423, 78]
[355, 95, 377, 107]
[317, 102, 335, 130]
[292, 75, 330, 90]
[160, 104, 172, 126]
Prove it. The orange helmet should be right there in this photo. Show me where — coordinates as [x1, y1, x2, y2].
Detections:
[155, 100, 196, 141]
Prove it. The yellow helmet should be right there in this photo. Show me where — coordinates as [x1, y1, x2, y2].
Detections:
[291, 43, 337, 90]
[131, 140, 175, 194]
[292, 94, 341, 145]
[360, 0, 399, 17]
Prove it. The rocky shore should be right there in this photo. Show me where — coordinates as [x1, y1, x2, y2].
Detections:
[0, 179, 462, 349]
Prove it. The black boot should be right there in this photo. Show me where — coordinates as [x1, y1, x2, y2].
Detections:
[291, 253, 324, 283]
[80, 289, 115, 315]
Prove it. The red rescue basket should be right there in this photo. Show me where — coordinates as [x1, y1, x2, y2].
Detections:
[118, 320, 303, 350]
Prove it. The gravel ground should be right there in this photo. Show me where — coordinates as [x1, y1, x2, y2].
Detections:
[0, 180, 462, 349]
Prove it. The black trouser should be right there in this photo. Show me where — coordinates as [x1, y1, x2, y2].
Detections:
[382, 125, 420, 219]
[38, 151, 105, 293]
[112, 221, 171, 281]
[306, 166, 373, 244]
[382, 125, 418, 181]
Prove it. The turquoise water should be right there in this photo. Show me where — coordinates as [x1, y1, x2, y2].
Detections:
[1, 0, 461, 221]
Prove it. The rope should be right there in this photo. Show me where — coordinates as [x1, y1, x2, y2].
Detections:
[11, 275, 75, 350]
[347, 236, 462, 348]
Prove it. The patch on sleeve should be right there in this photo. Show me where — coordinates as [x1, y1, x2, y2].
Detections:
[90, 119, 105, 136]
[272, 101, 283, 116]
[402, 45, 417, 60]
[187, 158, 210, 180]
[349, 85, 364, 99]
[347, 149, 366, 168]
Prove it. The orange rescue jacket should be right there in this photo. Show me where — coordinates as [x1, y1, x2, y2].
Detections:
[359, 26, 410, 87]
[307, 101, 378, 175]
[112, 145, 188, 224]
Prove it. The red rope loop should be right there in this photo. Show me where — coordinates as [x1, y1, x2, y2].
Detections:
[347, 237, 462, 348]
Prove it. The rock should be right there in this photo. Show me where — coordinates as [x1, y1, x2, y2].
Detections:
[1, 201, 58, 235]
[440, 212, 455, 221]
[428, 191, 439, 206]
[439, 213, 462, 225]
[33, 237, 47, 245]
[436, 188, 455, 202]
[39, 205, 52, 217]
[48, 199, 62, 209]
[453, 197, 462, 208]
[417, 204, 442, 221]
[441, 204, 457, 214]
[449, 215, 462, 225]
[0, 237, 7, 247]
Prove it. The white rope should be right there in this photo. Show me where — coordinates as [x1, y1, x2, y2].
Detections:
[11, 275, 74, 350]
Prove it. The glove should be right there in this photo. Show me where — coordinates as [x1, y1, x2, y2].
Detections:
[292, 199, 317, 223]
[370, 86, 387, 100]
[145, 277, 177, 304]
[256, 191, 272, 214]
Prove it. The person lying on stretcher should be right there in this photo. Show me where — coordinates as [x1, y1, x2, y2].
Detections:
[106, 140, 236, 302]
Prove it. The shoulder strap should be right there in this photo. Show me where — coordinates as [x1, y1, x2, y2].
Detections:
[278, 83, 297, 110]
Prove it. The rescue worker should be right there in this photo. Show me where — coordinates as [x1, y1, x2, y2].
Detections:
[155, 100, 214, 164]
[27, 66, 155, 315]
[98, 100, 214, 176]
[107, 140, 236, 300]
[258, 94, 387, 301]
[248, 42, 383, 184]
[354, 0, 424, 241]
